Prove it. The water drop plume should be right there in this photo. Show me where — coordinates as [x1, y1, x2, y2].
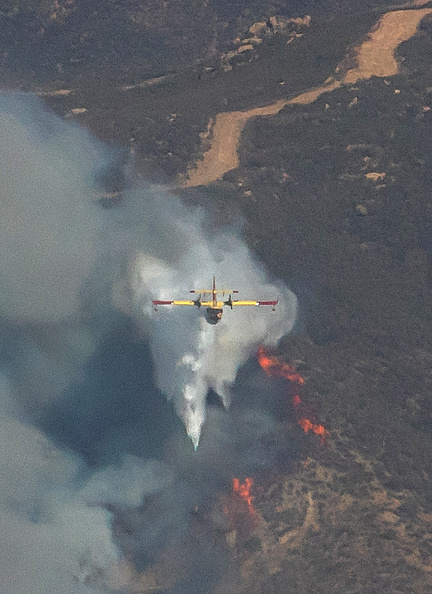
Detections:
[111, 189, 298, 447]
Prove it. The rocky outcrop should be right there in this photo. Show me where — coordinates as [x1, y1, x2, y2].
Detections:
[221, 15, 311, 71]
[248, 15, 311, 37]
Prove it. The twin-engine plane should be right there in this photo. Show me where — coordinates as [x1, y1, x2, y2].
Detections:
[152, 276, 278, 325]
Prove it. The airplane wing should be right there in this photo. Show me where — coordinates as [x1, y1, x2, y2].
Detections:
[152, 300, 196, 306]
[231, 300, 278, 307]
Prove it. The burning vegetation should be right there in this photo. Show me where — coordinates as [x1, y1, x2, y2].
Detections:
[256, 346, 328, 444]
[221, 476, 259, 554]
[222, 348, 328, 538]
[232, 478, 255, 515]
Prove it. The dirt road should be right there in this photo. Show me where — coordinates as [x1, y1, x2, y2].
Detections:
[181, 7, 432, 188]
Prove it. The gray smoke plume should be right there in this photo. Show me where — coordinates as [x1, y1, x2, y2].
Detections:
[0, 377, 120, 593]
[0, 92, 111, 413]
[0, 92, 122, 592]
[0, 91, 298, 593]
[0, 92, 107, 324]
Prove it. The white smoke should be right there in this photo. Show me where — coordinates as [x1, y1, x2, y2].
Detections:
[110, 189, 298, 448]
[0, 375, 181, 593]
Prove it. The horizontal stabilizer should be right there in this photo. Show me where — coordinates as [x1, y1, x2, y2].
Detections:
[190, 289, 239, 294]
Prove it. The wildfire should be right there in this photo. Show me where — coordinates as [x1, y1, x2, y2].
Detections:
[257, 346, 328, 444]
[232, 477, 255, 514]
[221, 477, 258, 545]
[256, 346, 305, 385]
[296, 413, 328, 444]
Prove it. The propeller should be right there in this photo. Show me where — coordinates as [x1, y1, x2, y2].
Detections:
[224, 294, 234, 309]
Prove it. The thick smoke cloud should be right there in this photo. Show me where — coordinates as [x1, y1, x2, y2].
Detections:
[0, 377, 119, 593]
[0, 92, 298, 593]
[0, 93, 122, 593]
[0, 92, 106, 323]
[0, 92, 111, 411]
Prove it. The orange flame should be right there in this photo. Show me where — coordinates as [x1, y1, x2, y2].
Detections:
[256, 346, 305, 385]
[232, 477, 255, 514]
[296, 410, 328, 444]
[257, 347, 328, 444]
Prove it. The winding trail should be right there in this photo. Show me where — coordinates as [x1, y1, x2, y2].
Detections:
[181, 7, 432, 188]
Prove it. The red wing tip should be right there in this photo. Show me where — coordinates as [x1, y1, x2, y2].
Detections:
[152, 300, 173, 305]
[258, 300, 278, 306]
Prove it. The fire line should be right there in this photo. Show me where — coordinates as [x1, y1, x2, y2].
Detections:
[257, 346, 328, 444]
[232, 477, 255, 514]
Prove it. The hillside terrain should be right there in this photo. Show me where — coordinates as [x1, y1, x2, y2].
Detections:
[3, 1, 432, 592]
[20, 1, 399, 181]
[177, 8, 432, 593]
[1, 0, 397, 87]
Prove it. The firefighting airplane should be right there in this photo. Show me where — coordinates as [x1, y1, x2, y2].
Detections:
[152, 276, 278, 325]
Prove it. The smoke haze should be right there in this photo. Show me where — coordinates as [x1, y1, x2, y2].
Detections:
[0, 92, 298, 593]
